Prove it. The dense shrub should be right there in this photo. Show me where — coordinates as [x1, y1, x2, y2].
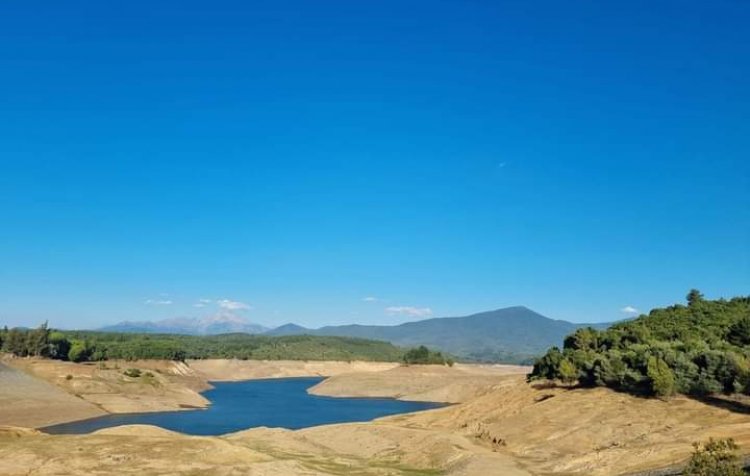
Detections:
[403, 345, 454, 366]
[684, 438, 744, 476]
[529, 292, 750, 398]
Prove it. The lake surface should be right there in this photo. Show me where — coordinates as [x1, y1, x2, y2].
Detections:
[43, 377, 444, 435]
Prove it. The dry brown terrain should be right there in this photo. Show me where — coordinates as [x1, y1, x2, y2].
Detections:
[392, 375, 750, 475]
[189, 358, 401, 381]
[309, 363, 530, 403]
[0, 361, 105, 427]
[2, 358, 750, 475]
[1, 357, 401, 421]
[5, 357, 211, 416]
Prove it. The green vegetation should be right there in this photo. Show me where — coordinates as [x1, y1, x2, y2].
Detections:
[529, 291, 750, 398]
[462, 349, 537, 365]
[279, 306, 598, 365]
[684, 438, 744, 476]
[402, 345, 454, 366]
[0, 322, 72, 359]
[123, 368, 142, 378]
[0, 326, 410, 363]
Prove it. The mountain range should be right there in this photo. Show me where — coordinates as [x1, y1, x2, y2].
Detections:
[101, 307, 611, 363]
[265, 307, 610, 363]
[100, 314, 268, 335]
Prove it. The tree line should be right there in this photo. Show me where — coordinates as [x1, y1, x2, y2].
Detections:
[0, 322, 71, 360]
[1, 326, 452, 365]
[528, 291, 750, 398]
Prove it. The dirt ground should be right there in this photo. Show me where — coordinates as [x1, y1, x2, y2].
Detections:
[189, 358, 402, 381]
[1, 358, 404, 420]
[309, 363, 530, 402]
[0, 361, 105, 427]
[3, 358, 750, 475]
[5, 357, 212, 416]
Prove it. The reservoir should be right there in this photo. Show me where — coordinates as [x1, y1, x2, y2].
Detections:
[42, 377, 444, 435]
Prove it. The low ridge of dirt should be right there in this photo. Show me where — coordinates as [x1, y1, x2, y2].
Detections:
[309, 363, 529, 403]
[188, 358, 400, 381]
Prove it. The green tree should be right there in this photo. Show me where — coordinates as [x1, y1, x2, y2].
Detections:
[528, 346, 563, 381]
[68, 341, 91, 362]
[4, 329, 28, 356]
[684, 438, 743, 476]
[27, 321, 51, 357]
[687, 289, 704, 307]
[728, 316, 750, 346]
[48, 332, 71, 360]
[559, 358, 578, 385]
[563, 327, 600, 351]
[403, 345, 451, 365]
[647, 356, 675, 397]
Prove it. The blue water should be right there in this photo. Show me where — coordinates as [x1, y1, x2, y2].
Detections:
[42, 377, 444, 435]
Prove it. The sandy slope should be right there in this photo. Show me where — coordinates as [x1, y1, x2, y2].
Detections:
[189, 358, 400, 381]
[0, 361, 105, 427]
[5, 357, 211, 416]
[390, 375, 750, 475]
[0, 422, 529, 476]
[309, 363, 530, 402]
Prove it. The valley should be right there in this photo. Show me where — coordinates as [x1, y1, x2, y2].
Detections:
[2, 357, 749, 475]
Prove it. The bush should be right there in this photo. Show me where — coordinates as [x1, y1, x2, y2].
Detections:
[123, 368, 142, 378]
[67, 341, 91, 363]
[684, 438, 743, 476]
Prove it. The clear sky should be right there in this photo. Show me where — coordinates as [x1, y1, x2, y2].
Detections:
[1, 1, 748, 330]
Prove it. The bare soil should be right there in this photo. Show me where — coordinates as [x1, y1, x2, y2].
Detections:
[3, 358, 750, 475]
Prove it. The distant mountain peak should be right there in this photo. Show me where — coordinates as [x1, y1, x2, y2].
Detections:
[100, 314, 268, 335]
[265, 323, 310, 336]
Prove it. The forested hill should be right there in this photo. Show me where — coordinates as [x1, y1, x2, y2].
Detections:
[267, 306, 610, 364]
[0, 328, 406, 363]
[529, 291, 750, 398]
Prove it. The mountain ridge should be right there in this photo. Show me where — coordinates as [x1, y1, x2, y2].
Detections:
[101, 315, 268, 336]
[265, 306, 612, 364]
[99, 307, 611, 363]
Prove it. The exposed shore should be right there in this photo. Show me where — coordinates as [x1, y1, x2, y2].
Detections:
[2, 357, 750, 475]
[0, 357, 410, 427]
[0, 361, 106, 428]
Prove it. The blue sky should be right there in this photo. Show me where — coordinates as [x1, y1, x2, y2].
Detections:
[1, 1, 748, 329]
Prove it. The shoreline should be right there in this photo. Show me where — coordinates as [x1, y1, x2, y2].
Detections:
[2, 357, 507, 428]
[0, 362, 750, 476]
[5, 357, 748, 475]
[39, 375, 451, 436]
